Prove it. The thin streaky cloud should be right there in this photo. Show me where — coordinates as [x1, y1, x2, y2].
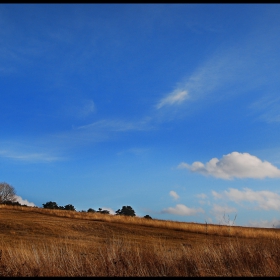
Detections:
[155, 24, 280, 120]
[0, 149, 63, 163]
[156, 48, 248, 113]
[156, 89, 189, 109]
[76, 118, 153, 132]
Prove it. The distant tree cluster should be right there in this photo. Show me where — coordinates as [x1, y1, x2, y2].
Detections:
[1, 182, 153, 218]
[42, 201, 76, 211]
[42, 202, 152, 219]
[85, 208, 110, 214]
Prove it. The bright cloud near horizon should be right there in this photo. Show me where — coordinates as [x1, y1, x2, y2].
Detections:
[1, 4, 280, 228]
[178, 152, 280, 179]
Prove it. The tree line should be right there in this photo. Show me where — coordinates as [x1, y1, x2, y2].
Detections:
[0, 182, 152, 219]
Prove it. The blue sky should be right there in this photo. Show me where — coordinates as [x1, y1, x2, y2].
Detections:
[1, 4, 280, 227]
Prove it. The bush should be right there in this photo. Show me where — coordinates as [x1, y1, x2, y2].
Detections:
[42, 202, 76, 211]
[97, 208, 110, 214]
[42, 201, 59, 209]
[143, 215, 152, 219]
[64, 204, 76, 211]
[2, 200, 27, 207]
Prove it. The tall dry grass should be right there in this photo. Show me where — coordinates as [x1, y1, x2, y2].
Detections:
[1, 205, 280, 276]
[0, 236, 280, 276]
[1, 204, 279, 240]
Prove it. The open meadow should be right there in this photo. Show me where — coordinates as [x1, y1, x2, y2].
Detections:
[0, 205, 280, 276]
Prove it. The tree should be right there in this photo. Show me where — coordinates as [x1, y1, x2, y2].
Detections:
[64, 204, 76, 211]
[42, 201, 59, 209]
[0, 182, 16, 204]
[97, 208, 110, 214]
[87, 208, 96, 213]
[115, 206, 136, 217]
[143, 215, 152, 219]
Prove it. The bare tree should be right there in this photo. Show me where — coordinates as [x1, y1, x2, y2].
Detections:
[0, 182, 16, 203]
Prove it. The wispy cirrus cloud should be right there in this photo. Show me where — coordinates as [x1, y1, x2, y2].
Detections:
[155, 19, 280, 122]
[0, 150, 63, 162]
[156, 47, 253, 113]
[212, 188, 280, 211]
[156, 90, 189, 109]
[60, 99, 96, 120]
[178, 152, 280, 179]
[161, 204, 204, 216]
[0, 146, 64, 163]
[76, 117, 153, 132]
[249, 96, 280, 123]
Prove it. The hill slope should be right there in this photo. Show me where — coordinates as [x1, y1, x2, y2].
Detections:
[0, 206, 280, 276]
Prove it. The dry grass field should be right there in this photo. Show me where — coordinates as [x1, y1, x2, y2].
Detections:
[0, 205, 280, 276]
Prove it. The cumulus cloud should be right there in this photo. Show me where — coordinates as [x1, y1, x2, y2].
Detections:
[212, 188, 280, 211]
[169, 190, 179, 200]
[161, 204, 204, 216]
[14, 195, 36, 207]
[156, 89, 189, 109]
[178, 152, 280, 179]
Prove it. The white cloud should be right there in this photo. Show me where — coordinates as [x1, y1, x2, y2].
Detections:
[161, 204, 204, 216]
[169, 190, 179, 200]
[156, 89, 189, 109]
[0, 149, 63, 163]
[212, 188, 280, 211]
[178, 152, 280, 179]
[15, 195, 36, 207]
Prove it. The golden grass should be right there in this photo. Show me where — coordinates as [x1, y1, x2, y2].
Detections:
[2, 204, 279, 239]
[0, 205, 280, 276]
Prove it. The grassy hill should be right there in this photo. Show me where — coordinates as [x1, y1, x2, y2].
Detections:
[0, 205, 280, 276]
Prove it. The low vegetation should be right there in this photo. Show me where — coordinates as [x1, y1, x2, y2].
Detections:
[0, 204, 280, 276]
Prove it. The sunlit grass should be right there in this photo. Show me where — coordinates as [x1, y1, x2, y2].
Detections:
[0, 205, 280, 276]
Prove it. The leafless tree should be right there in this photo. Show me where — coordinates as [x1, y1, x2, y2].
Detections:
[0, 182, 16, 203]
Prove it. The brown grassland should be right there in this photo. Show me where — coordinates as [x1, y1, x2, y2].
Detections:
[0, 204, 280, 276]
